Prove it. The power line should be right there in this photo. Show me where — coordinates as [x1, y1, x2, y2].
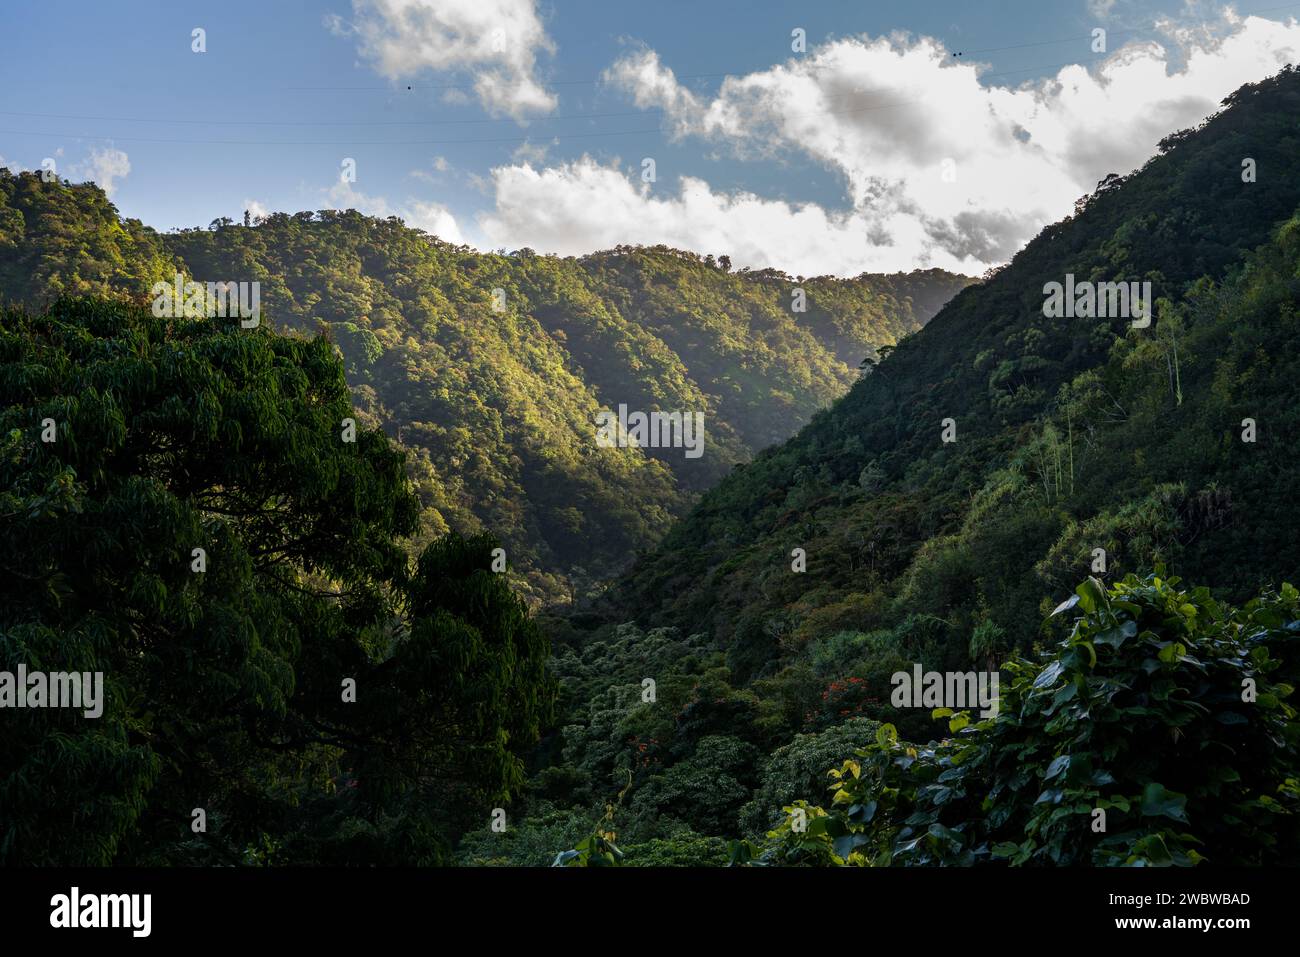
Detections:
[7, 0, 1298, 148]
[285, 53, 1104, 92]
[0, 92, 935, 147]
[0, 58, 1101, 145]
[0, 125, 666, 148]
[0, 59, 1086, 129]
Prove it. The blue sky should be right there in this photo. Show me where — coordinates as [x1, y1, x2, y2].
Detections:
[3, 0, 1300, 275]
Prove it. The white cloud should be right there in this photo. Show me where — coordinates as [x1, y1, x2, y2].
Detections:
[479, 156, 980, 275]
[510, 139, 554, 165]
[404, 199, 466, 242]
[410, 156, 453, 183]
[480, 13, 1300, 275]
[70, 146, 131, 197]
[325, 179, 465, 244]
[329, 0, 556, 120]
[243, 199, 271, 222]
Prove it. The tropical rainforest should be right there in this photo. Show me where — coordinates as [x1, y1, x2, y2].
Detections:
[2, 66, 1300, 867]
[0, 173, 965, 605]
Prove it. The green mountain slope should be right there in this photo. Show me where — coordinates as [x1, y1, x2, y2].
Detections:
[0, 175, 968, 602]
[589, 65, 1300, 678]
[0, 171, 175, 300]
[488, 68, 1300, 863]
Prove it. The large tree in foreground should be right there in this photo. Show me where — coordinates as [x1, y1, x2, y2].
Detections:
[0, 297, 554, 864]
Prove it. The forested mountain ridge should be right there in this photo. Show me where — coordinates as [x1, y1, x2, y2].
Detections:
[478, 67, 1300, 866]
[4, 66, 1300, 870]
[580, 65, 1300, 670]
[0, 170, 969, 603]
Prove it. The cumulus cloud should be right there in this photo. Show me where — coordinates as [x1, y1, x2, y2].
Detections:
[480, 12, 1300, 275]
[479, 156, 959, 274]
[325, 179, 465, 244]
[243, 199, 271, 221]
[410, 156, 454, 183]
[328, 0, 556, 119]
[404, 199, 465, 242]
[70, 146, 131, 197]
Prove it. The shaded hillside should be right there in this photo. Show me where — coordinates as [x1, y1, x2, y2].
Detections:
[0, 295, 554, 865]
[0, 172, 968, 602]
[587, 65, 1300, 674]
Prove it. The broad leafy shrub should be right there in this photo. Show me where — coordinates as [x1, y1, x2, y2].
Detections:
[738, 717, 880, 838]
[742, 573, 1300, 866]
[622, 834, 731, 867]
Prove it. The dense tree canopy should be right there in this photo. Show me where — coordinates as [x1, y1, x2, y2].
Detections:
[594, 65, 1300, 672]
[744, 574, 1300, 867]
[534, 67, 1300, 865]
[3, 67, 1300, 870]
[0, 171, 968, 603]
[0, 297, 553, 864]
